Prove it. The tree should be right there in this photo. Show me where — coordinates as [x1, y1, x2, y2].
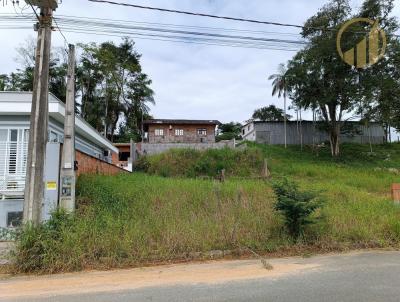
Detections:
[354, 0, 400, 142]
[216, 122, 242, 142]
[285, 0, 400, 156]
[77, 39, 154, 141]
[273, 179, 322, 240]
[286, 0, 358, 156]
[5, 37, 155, 142]
[269, 64, 289, 148]
[252, 105, 292, 121]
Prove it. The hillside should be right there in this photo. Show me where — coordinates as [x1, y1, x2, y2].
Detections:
[10, 143, 400, 273]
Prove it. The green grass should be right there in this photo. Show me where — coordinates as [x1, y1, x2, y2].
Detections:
[135, 147, 265, 178]
[10, 143, 400, 273]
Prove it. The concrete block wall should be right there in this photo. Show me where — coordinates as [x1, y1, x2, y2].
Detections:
[136, 140, 235, 156]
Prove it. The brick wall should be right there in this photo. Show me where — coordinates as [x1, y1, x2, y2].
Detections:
[75, 150, 128, 176]
[148, 124, 216, 143]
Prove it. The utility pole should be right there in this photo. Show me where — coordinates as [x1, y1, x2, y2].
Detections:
[59, 44, 76, 212]
[23, 0, 58, 224]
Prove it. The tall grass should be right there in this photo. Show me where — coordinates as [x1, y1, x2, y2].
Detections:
[10, 143, 400, 273]
[135, 147, 264, 178]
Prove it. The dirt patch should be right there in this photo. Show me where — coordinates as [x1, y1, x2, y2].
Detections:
[0, 258, 318, 300]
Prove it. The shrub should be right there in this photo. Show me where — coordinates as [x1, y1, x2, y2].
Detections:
[272, 179, 323, 239]
[12, 210, 74, 273]
[135, 147, 264, 178]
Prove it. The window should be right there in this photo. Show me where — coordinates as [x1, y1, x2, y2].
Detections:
[119, 152, 130, 162]
[155, 129, 164, 136]
[175, 129, 184, 136]
[7, 211, 23, 228]
[8, 130, 18, 174]
[197, 129, 207, 136]
[49, 131, 58, 142]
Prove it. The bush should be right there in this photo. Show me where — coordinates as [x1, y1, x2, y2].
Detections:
[272, 179, 323, 239]
[12, 210, 74, 273]
[135, 147, 264, 178]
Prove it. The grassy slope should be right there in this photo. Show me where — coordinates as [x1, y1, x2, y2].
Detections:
[260, 143, 400, 245]
[11, 143, 400, 273]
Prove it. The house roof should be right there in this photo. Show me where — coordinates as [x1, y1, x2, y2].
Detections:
[144, 119, 221, 126]
[0, 91, 118, 153]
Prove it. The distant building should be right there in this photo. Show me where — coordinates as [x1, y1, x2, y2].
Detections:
[242, 121, 385, 145]
[144, 119, 221, 144]
[113, 142, 134, 172]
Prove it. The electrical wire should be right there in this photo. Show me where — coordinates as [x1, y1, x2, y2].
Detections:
[0, 14, 307, 51]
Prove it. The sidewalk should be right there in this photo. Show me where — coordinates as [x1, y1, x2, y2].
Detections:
[0, 255, 320, 300]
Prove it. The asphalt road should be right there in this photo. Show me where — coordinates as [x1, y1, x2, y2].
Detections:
[2, 251, 400, 302]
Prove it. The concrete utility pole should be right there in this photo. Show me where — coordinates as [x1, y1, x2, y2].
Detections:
[59, 44, 76, 212]
[23, 0, 58, 224]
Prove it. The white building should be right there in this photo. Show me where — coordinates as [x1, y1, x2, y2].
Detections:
[0, 92, 119, 228]
[242, 121, 385, 145]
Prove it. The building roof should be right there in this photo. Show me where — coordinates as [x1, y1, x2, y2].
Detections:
[144, 119, 221, 126]
[0, 91, 118, 153]
[242, 120, 382, 128]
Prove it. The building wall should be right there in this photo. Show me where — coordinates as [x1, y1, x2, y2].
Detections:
[137, 140, 235, 156]
[148, 124, 216, 144]
[75, 150, 127, 176]
[243, 122, 385, 145]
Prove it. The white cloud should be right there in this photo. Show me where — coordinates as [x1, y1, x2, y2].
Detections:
[0, 0, 398, 124]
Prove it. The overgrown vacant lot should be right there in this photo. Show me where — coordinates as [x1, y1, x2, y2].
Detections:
[11, 143, 400, 273]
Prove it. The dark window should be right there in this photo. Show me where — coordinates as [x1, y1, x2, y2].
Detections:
[7, 211, 23, 228]
[197, 129, 207, 136]
[119, 152, 130, 161]
[8, 130, 18, 174]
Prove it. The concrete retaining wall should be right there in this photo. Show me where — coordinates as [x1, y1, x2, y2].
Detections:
[136, 140, 235, 156]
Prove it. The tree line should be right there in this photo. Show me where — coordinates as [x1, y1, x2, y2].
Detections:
[269, 0, 400, 156]
[0, 38, 154, 143]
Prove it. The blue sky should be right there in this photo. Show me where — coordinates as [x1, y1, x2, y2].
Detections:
[1, 0, 399, 124]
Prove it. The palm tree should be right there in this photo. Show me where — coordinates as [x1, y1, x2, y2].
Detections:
[269, 63, 289, 148]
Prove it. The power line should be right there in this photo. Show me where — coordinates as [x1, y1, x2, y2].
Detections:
[87, 0, 400, 38]
[0, 14, 307, 51]
[86, 0, 322, 31]
[53, 16, 69, 52]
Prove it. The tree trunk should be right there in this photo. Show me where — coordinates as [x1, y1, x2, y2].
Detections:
[329, 126, 340, 157]
[284, 94, 287, 148]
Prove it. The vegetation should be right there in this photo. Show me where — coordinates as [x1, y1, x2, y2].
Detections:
[252, 105, 292, 122]
[216, 122, 243, 142]
[0, 38, 154, 142]
[135, 147, 264, 178]
[275, 0, 400, 156]
[10, 143, 400, 273]
[272, 179, 322, 239]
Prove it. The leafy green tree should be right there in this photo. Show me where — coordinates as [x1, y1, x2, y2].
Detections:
[286, 0, 359, 156]
[252, 105, 292, 121]
[285, 0, 400, 155]
[216, 122, 242, 142]
[0, 74, 8, 91]
[77, 39, 154, 141]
